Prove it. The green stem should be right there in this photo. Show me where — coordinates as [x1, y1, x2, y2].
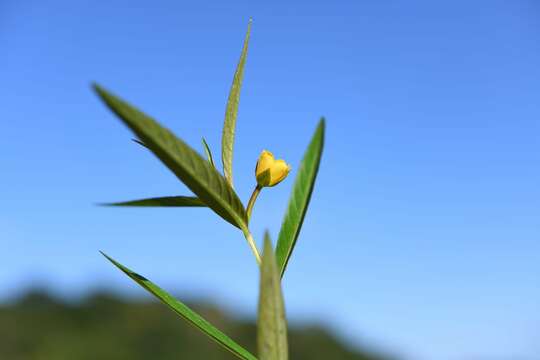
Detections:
[243, 228, 261, 265]
[242, 185, 264, 264]
[246, 185, 262, 222]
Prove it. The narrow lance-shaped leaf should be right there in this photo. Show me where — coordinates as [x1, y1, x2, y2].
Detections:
[93, 84, 248, 230]
[202, 137, 216, 168]
[135, 137, 216, 176]
[101, 252, 257, 360]
[275, 119, 325, 278]
[102, 196, 207, 207]
[257, 232, 288, 360]
[221, 20, 251, 188]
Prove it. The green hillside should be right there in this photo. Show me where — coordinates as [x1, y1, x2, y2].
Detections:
[0, 291, 393, 360]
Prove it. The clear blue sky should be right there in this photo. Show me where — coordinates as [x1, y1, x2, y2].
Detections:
[1, 1, 539, 359]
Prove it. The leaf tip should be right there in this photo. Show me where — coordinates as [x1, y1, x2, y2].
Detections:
[91, 82, 104, 94]
[99, 251, 123, 270]
[132, 138, 146, 146]
[263, 230, 273, 256]
[318, 117, 326, 132]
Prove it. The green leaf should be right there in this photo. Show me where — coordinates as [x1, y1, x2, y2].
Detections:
[93, 84, 248, 230]
[102, 196, 207, 207]
[257, 232, 288, 360]
[275, 119, 325, 278]
[101, 252, 257, 360]
[202, 137, 216, 169]
[221, 20, 251, 188]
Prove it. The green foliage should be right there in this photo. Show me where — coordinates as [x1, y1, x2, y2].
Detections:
[221, 20, 251, 188]
[258, 233, 288, 360]
[101, 252, 257, 360]
[276, 119, 325, 277]
[103, 196, 206, 207]
[93, 84, 248, 230]
[202, 137, 217, 168]
[94, 21, 329, 360]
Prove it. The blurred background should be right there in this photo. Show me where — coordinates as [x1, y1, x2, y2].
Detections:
[1, 1, 539, 359]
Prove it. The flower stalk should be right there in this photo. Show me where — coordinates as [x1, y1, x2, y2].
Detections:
[246, 185, 262, 221]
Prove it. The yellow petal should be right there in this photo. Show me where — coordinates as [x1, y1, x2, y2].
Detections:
[255, 150, 274, 177]
[255, 150, 291, 187]
[269, 160, 291, 186]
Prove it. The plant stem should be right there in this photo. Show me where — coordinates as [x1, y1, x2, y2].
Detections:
[243, 228, 261, 265]
[246, 185, 262, 222]
[243, 185, 263, 264]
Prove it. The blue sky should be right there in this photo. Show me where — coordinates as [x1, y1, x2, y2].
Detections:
[1, 1, 539, 359]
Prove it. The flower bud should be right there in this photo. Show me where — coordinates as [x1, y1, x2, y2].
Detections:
[255, 150, 291, 187]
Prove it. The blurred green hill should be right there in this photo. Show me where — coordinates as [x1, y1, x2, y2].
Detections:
[0, 290, 393, 360]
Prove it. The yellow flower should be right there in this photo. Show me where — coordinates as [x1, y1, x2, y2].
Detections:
[255, 150, 291, 187]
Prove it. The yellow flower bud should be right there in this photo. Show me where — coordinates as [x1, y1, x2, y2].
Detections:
[255, 150, 291, 187]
